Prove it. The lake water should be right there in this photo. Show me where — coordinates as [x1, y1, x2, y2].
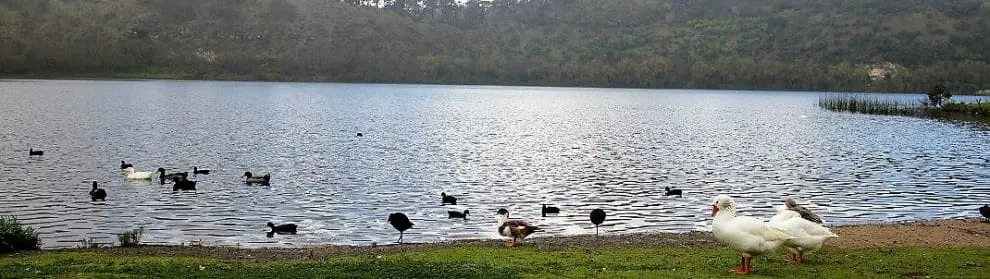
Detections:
[1, 79, 988, 249]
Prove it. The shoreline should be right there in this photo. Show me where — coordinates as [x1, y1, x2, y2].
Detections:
[4, 76, 988, 96]
[7, 218, 987, 261]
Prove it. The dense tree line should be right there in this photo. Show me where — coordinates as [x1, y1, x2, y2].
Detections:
[1, 0, 989, 93]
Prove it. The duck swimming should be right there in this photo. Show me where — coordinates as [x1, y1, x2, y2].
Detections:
[157, 168, 188, 184]
[244, 172, 271, 185]
[447, 210, 469, 219]
[89, 181, 106, 201]
[28, 148, 43, 156]
[192, 167, 210, 175]
[123, 167, 153, 180]
[441, 192, 457, 205]
[664, 186, 682, 197]
[171, 177, 196, 191]
[266, 222, 297, 237]
[541, 204, 560, 217]
[120, 160, 133, 169]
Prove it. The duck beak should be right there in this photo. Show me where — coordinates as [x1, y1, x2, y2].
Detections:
[711, 204, 719, 216]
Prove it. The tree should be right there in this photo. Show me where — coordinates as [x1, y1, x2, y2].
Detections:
[926, 83, 952, 107]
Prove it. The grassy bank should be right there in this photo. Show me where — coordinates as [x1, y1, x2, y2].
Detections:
[2, 219, 989, 278]
[1, 246, 987, 278]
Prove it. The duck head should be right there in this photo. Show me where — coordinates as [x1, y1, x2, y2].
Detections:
[496, 208, 509, 218]
[244, 172, 254, 178]
[441, 192, 447, 197]
[266, 222, 275, 228]
[712, 195, 735, 217]
[91, 181, 98, 190]
[463, 210, 470, 216]
[157, 168, 166, 174]
[784, 198, 798, 209]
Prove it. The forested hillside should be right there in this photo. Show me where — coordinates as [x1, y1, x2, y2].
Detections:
[2, 0, 989, 92]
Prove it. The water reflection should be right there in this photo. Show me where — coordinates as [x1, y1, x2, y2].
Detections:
[0, 80, 988, 248]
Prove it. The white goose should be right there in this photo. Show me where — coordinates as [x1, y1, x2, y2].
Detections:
[711, 195, 793, 275]
[123, 167, 153, 180]
[769, 206, 838, 264]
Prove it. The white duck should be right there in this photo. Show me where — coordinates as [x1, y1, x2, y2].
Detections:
[769, 206, 838, 264]
[711, 195, 793, 275]
[123, 167, 153, 180]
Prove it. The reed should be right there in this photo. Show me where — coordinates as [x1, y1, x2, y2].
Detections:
[818, 94, 921, 116]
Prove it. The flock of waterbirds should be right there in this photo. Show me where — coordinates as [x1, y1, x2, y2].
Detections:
[23, 147, 990, 271]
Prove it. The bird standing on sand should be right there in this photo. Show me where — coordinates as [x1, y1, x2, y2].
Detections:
[496, 208, 539, 248]
[590, 209, 606, 236]
[785, 198, 823, 224]
[388, 213, 413, 244]
[980, 204, 990, 223]
[89, 181, 107, 201]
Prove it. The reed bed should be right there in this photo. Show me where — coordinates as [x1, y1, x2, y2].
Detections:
[818, 94, 921, 116]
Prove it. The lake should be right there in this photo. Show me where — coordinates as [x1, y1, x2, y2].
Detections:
[1, 79, 988, 249]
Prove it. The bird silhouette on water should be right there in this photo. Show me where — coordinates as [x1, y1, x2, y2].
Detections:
[441, 192, 457, 205]
[266, 222, 297, 237]
[89, 181, 106, 202]
[590, 209, 606, 236]
[172, 177, 196, 191]
[192, 167, 210, 175]
[664, 186, 682, 197]
[388, 213, 413, 244]
[28, 148, 43, 156]
[980, 204, 990, 223]
[541, 204, 560, 217]
[447, 210, 469, 219]
[120, 160, 133, 169]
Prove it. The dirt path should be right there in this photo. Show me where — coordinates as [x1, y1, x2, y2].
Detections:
[8, 219, 989, 261]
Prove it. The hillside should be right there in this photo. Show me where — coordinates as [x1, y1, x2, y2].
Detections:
[1, 0, 989, 92]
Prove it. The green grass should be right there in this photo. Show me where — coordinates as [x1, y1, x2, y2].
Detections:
[1, 246, 987, 278]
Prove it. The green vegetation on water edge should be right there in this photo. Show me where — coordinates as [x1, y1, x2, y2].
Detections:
[1, 247, 987, 279]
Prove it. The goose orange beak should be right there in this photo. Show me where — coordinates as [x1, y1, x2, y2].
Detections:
[711, 204, 719, 216]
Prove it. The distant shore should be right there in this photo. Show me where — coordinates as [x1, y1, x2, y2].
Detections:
[4, 75, 989, 96]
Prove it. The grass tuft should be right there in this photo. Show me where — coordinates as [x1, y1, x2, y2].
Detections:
[0, 215, 41, 253]
[117, 227, 144, 247]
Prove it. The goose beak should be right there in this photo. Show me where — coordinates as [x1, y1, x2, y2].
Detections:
[711, 204, 719, 216]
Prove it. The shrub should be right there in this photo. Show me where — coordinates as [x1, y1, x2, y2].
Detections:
[926, 84, 952, 107]
[118, 227, 144, 247]
[0, 215, 41, 252]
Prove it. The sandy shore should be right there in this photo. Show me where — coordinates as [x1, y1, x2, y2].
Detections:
[9, 218, 989, 261]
